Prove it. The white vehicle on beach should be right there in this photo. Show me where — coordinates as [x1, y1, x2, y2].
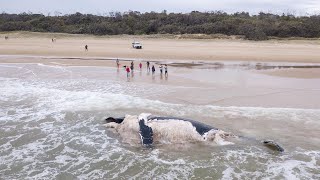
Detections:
[132, 41, 142, 49]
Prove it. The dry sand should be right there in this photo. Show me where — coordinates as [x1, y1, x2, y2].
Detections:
[1, 32, 320, 63]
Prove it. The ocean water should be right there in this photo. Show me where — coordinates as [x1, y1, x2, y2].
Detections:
[0, 63, 319, 179]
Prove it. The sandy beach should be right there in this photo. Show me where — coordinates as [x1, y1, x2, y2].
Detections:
[1, 32, 320, 79]
[1, 32, 320, 63]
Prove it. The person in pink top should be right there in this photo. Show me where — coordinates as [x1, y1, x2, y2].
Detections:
[126, 66, 130, 78]
[139, 62, 142, 70]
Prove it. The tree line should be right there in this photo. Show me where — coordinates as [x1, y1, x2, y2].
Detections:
[1, 11, 320, 40]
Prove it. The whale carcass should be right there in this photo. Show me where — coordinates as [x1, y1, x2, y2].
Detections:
[104, 113, 284, 152]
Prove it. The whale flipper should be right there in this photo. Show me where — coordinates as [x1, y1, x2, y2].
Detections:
[139, 119, 153, 147]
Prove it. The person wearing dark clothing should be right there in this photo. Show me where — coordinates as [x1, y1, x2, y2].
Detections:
[130, 61, 134, 71]
[85, 45, 88, 51]
[159, 65, 163, 74]
[151, 65, 155, 75]
[164, 65, 168, 77]
[146, 61, 150, 71]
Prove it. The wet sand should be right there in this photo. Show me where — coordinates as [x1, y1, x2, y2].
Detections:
[1, 32, 320, 63]
[1, 56, 320, 109]
[257, 68, 320, 79]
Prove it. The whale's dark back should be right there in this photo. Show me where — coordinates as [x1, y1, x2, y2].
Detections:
[148, 116, 217, 135]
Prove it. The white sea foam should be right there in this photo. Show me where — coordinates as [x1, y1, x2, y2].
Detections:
[265, 151, 320, 180]
[1, 78, 319, 121]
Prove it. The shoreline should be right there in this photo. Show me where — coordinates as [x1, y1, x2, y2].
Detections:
[1, 59, 320, 109]
[1, 55, 320, 79]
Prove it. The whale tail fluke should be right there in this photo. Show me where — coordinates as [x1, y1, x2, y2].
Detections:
[262, 140, 284, 152]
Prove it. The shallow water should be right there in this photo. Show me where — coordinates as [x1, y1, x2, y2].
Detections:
[0, 62, 320, 179]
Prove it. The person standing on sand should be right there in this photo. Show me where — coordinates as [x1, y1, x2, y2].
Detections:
[130, 61, 134, 71]
[152, 65, 155, 75]
[116, 59, 120, 68]
[139, 62, 142, 70]
[126, 66, 130, 78]
[159, 65, 163, 74]
[165, 65, 168, 77]
[147, 61, 150, 72]
[85, 45, 88, 51]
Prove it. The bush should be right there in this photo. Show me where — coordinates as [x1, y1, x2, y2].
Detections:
[0, 11, 319, 40]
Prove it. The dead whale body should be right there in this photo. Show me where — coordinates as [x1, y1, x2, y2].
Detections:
[105, 113, 284, 152]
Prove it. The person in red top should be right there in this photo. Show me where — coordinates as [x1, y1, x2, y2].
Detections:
[126, 66, 130, 78]
[139, 62, 142, 70]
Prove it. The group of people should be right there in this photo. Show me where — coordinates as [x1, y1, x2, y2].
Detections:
[125, 61, 137, 78]
[146, 61, 168, 76]
[118, 60, 168, 79]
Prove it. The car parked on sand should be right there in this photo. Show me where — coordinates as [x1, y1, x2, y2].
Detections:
[132, 41, 142, 49]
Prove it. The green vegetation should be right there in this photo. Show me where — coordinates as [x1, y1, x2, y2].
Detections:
[1, 11, 320, 40]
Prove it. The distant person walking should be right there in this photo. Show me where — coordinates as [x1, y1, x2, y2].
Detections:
[159, 65, 163, 74]
[126, 66, 130, 78]
[5, 36, 8, 40]
[116, 59, 120, 68]
[152, 65, 155, 75]
[139, 62, 142, 70]
[164, 65, 168, 77]
[130, 61, 134, 71]
[146, 61, 150, 72]
[85, 45, 88, 51]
